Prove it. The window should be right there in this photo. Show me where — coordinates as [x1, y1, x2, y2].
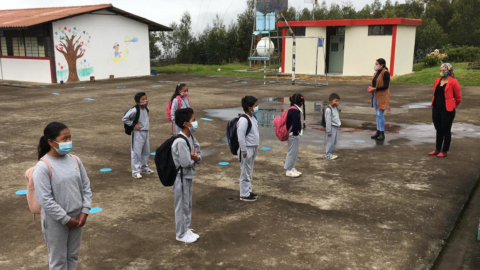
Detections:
[12, 37, 25, 56]
[0, 32, 7, 55]
[1, 24, 51, 57]
[292, 27, 305, 37]
[368, 25, 393, 36]
[336, 27, 346, 36]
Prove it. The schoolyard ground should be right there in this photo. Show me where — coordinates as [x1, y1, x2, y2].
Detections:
[1, 74, 479, 270]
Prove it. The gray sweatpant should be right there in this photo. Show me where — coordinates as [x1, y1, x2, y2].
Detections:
[284, 135, 300, 171]
[239, 146, 258, 197]
[326, 126, 339, 157]
[174, 174, 193, 239]
[41, 210, 82, 270]
[131, 130, 150, 175]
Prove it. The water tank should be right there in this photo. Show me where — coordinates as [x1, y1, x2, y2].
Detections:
[256, 37, 275, 57]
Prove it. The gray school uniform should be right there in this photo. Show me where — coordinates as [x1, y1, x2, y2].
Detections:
[325, 106, 341, 157]
[122, 107, 151, 175]
[33, 154, 92, 270]
[237, 115, 260, 197]
[170, 96, 191, 134]
[172, 132, 201, 238]
[285, 105, 303, 171]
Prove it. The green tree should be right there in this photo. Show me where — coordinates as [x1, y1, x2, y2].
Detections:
[449, 0, 480, 46]
[328, 3, 343, 19]
[371, 0, 383, 18]
[298, 8, 312, 21]
[149, 32, 162, 60]
[341, 2, 357, 19]
[357, 4, 373, 19]
[313, 1, 329, 20]
[415, 18, 448, 58]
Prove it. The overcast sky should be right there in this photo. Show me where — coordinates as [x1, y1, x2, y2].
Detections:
[0, 0, 407, 33]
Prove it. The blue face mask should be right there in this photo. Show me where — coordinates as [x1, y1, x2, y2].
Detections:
[189, 121, 198, 133]
[253, 106, 259, 115]
[53, 141, 73, 155]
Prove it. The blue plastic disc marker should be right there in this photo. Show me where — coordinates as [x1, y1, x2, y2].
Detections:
[200, 118, 213, 121]
[355, 140, 366, 143]
[150, 152, 156, 156]
[90, 207, 103, 214]
[84, 98, 94, 101]
[261, 147, 271, 150]
[100, 168, 112, 172]
[116, 86, 126, 89]
[74, 87, 85, 89]
[15, 190, 27, 195]
[52, 93, 60, 95]
[153, 85, 162, 88]
[218, 162, 230, 166]
[40, 86, 47, 88]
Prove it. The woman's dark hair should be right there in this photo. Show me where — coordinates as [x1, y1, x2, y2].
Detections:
[134, 92, 146, 102]
[170, 84, 187, 103]
[38, 122, 68, 160]
[175, 108, 194, 129]
[241, 96, 258, 112]
[376, 58, 389, 71]
[290, 93, 306, 128]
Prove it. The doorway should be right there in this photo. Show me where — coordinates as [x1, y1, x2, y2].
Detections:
[326, 26, 345, 74]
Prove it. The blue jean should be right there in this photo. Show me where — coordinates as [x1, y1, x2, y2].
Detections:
[373, 92, 385, 131]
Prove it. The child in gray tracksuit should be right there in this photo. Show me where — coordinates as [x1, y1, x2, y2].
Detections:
[325, 93, 341, 160]
[172, 108, 202, 243]
[170, 83, 191, 134]
[237, 96, 260, 202]
[33, 122, 92, 270]
[122, 92, 154, 179]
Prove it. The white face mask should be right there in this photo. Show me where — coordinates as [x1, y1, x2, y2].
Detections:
[374, 65, 381, 71]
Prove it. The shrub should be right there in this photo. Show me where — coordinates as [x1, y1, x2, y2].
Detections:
[445, 46, 480, 62]
[421, 56, 441, 67]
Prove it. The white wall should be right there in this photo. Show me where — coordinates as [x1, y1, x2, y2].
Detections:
[284, 26, 327, 75]
[343, 26, 392, 76]
[52, 12, 150, 83]
[0, 57, 52, 83]
[394, 25, 416, 76]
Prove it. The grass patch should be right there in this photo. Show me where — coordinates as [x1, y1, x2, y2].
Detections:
[393, 63, 480, 86]
[152, 63, 267, 78]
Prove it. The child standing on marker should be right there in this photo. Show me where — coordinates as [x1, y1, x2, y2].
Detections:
[169, 84, 190, 135]
[238, 96, 260, 202]
[172, 108, 202, 243]
[285, 94, 306, 178]
[325, 93, 341, 160]
[33, 122, 92, 270]
[122, 92, 154, 179]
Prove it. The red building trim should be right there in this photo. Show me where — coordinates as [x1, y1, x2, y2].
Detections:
[278, 18, 422, 28]
[281, 27, 286, 74]
[0, 56, 54, 83]
[390, 25, 398, 76]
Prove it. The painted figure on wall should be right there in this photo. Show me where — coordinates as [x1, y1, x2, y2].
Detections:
[55, 27, 91, 82]
[112, 36, 137, 64]
[113, 42, 123, 58]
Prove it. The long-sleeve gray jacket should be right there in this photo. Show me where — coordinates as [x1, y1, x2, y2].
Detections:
[172, 132, 201, 179]
[325, 106, 341, 134]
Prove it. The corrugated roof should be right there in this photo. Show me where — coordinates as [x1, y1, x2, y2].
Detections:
[0, 4, 172, 31]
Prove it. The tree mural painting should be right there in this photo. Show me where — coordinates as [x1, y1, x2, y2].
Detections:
[55, 27, 90, 83]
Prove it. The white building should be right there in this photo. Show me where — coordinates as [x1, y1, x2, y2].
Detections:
[278, 18, 422, 77]
[0, 4, 171, 84]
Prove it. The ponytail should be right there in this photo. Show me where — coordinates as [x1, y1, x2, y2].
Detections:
[289, 93, 306, 129]
[37, 122, 68, 160]
[170, 83, 187, 103]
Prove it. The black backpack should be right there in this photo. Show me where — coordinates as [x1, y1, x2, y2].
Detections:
[155, 134, 192, 187]
[321, 106, 331, 128]
[124, 105, 149, 135]
[226, 114, 253, 155]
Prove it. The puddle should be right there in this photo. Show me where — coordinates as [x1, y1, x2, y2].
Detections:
[204, 97, 480, 150]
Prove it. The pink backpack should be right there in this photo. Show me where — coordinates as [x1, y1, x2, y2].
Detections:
[166, 95, 189, 122]
[274, 106, 297, 141]
[24, 155, 78, 215]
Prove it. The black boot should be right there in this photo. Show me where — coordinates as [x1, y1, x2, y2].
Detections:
[371, 130, 380, 139]
[377, 131, 385, 140]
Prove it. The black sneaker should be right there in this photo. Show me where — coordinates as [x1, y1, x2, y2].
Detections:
[240, 194, 257, 202]
[250, 192, 259, 199]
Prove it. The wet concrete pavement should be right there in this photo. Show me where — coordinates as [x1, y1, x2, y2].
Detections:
[1, 75, 480, 270]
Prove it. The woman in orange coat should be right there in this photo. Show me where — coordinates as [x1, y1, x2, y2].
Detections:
[429, 63, 462, 158]
[370, 58, 390, 141]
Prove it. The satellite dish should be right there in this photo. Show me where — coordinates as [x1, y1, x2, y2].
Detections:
[256, 37, 275, 57]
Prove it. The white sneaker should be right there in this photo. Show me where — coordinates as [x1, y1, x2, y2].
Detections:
[176, 231, 198, 244]
[293, 168, 302, 175]
[286, 170, 300, 178]
[132, 173, 142, 179]
[143, 169, 155, 174]
[188, 229, 200, 240]
[331, 155, 338, 160]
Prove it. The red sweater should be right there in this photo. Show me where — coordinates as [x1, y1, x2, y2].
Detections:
[431, 77, 462, 112]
